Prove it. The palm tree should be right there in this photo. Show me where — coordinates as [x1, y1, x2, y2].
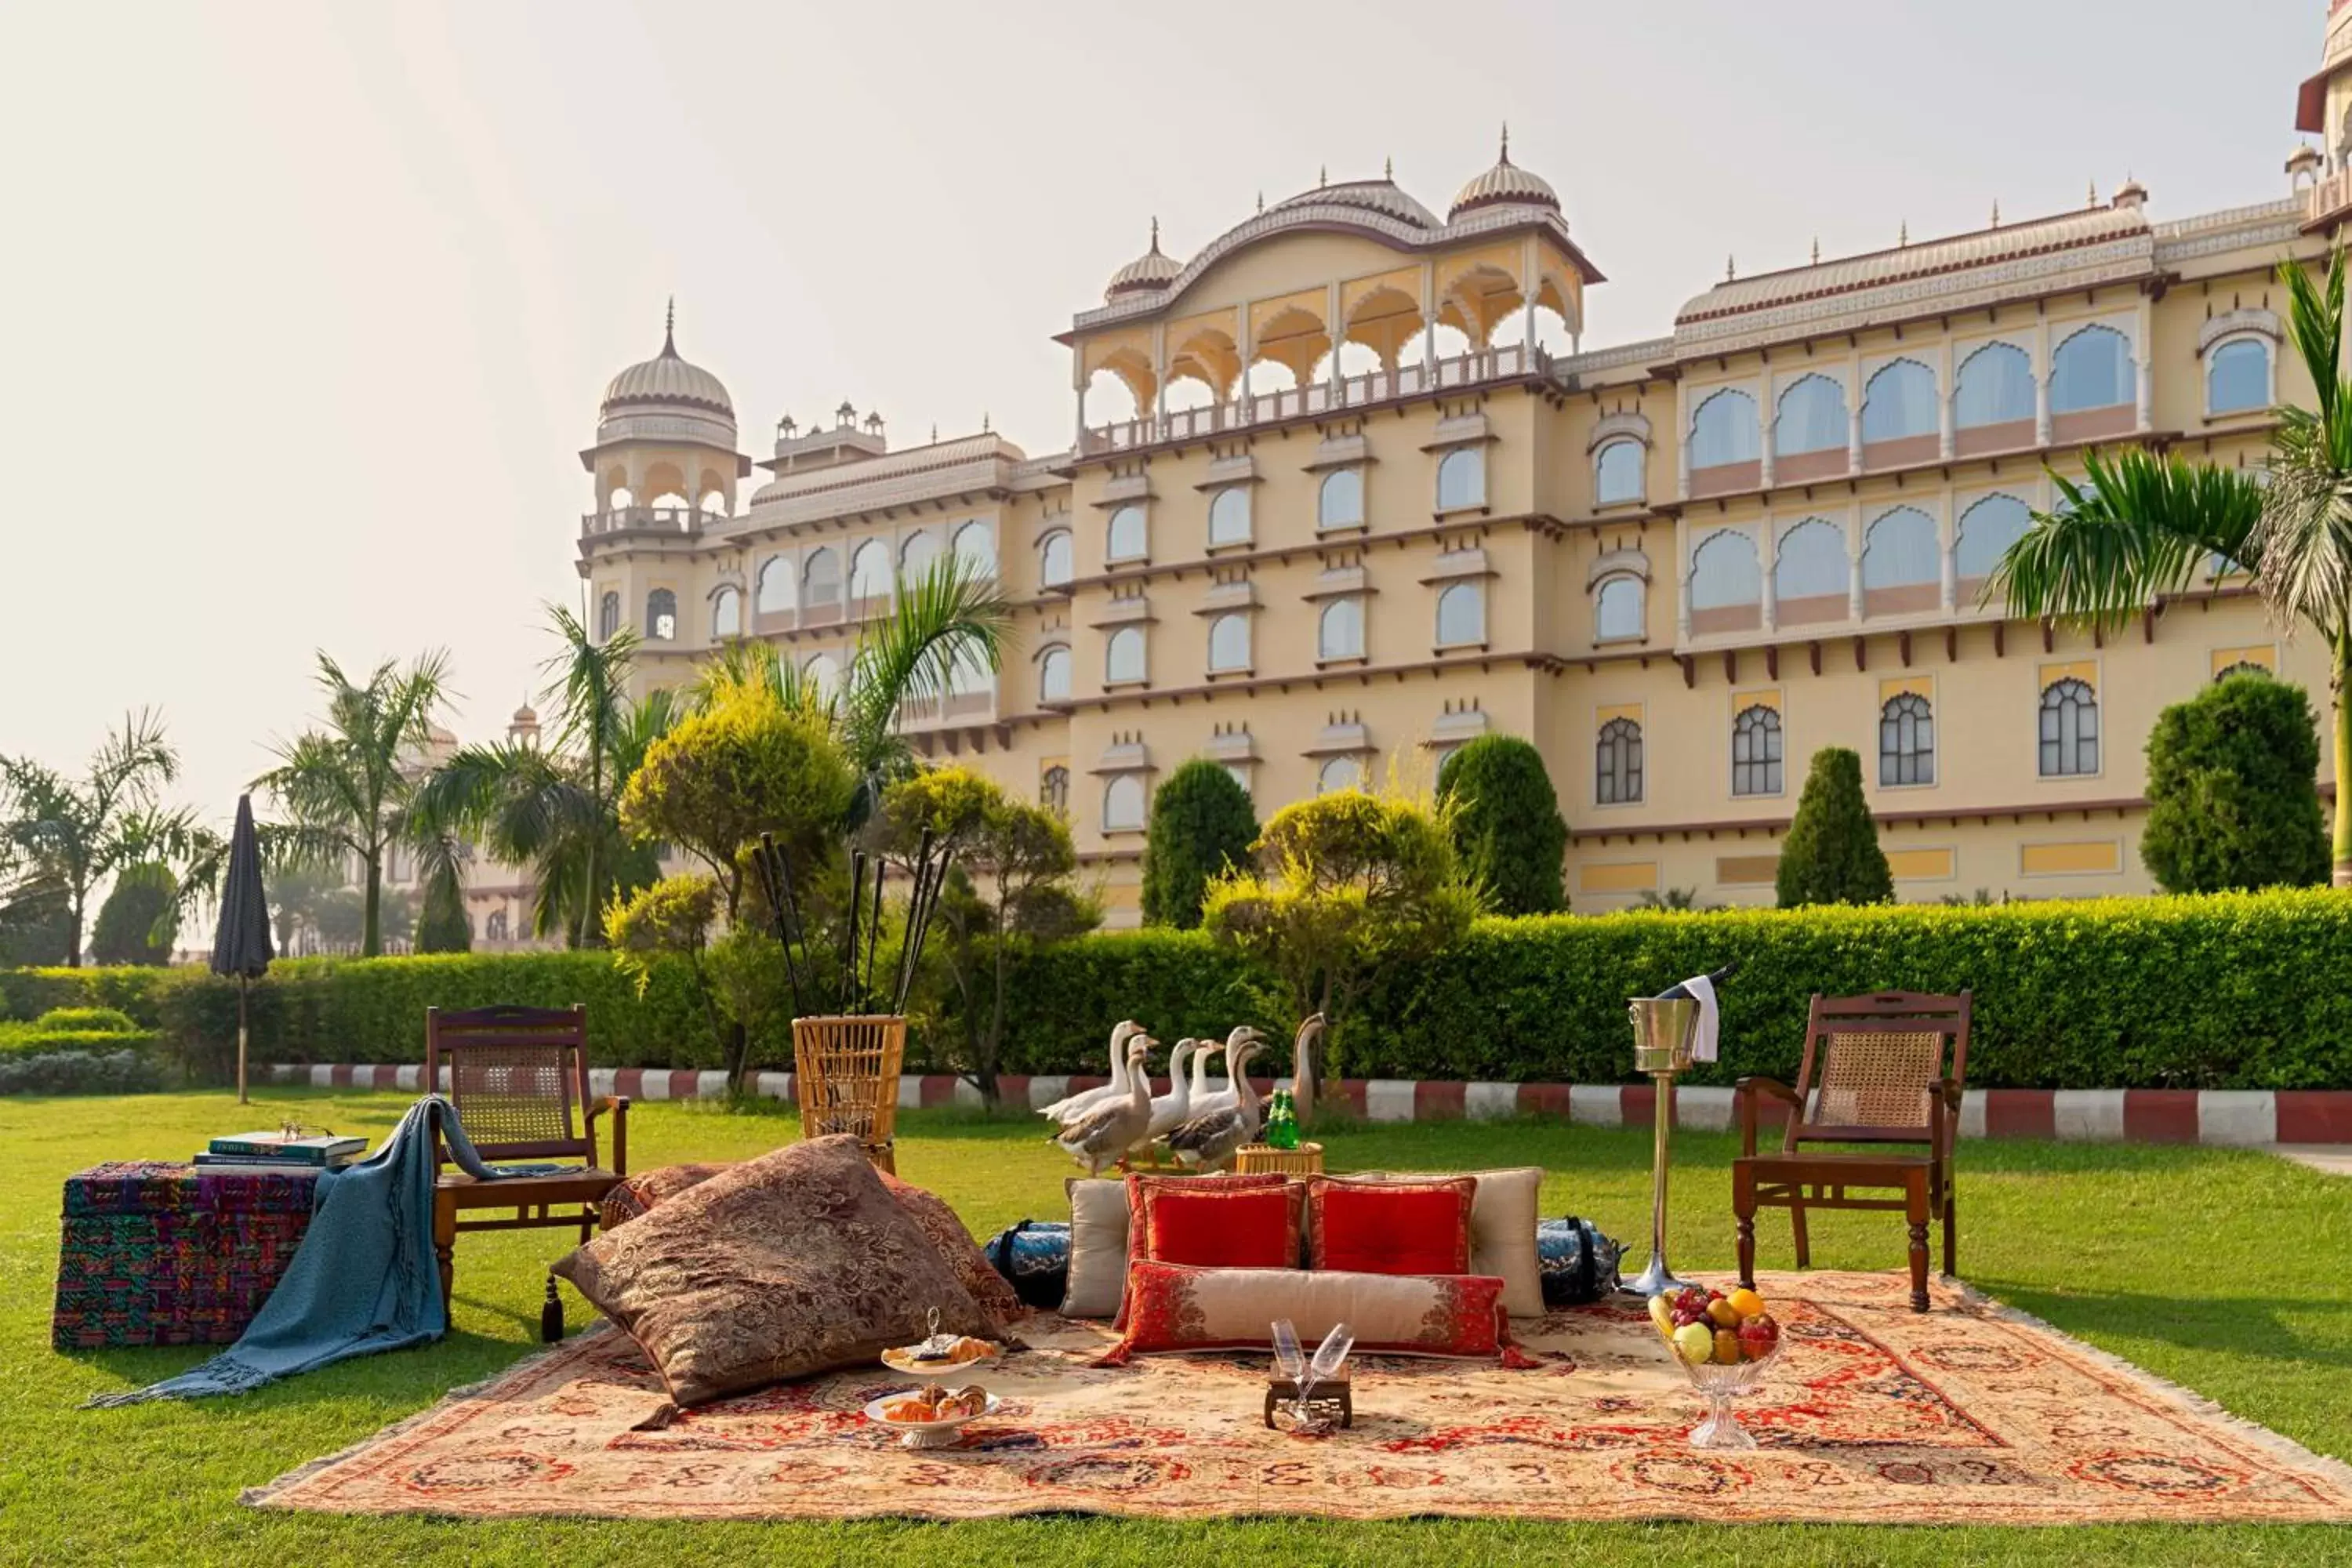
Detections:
[1992, 249, 2352, 884]
[256, 651, 455, 956]
[409, 607, 677, 947]
[0, 710, 210, 967]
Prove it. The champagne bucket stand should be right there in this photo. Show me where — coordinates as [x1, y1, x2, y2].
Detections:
[1621, 996, 1700, 1298]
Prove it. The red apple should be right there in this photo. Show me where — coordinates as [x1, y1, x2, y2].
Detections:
[1737, 1314, 1780, 1360]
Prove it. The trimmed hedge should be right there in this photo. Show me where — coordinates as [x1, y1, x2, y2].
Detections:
[8, 890, 2352, 1090]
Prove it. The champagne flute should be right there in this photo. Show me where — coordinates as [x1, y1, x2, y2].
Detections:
[1293, 1322, 1353, 1435]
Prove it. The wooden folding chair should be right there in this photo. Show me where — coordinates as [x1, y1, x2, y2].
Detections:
[425, 1004, 628, 1312]
[1732, 990, 1970, 1312]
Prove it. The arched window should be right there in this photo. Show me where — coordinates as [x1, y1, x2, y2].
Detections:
[1690, 530, 1762, 608]
[1595, 439, 1644, 505]
[1040, 764, 1070, 814]
[596, 590, 620, 642]
[1319, 469, 1364, 529]
[1040, 529, 1074, 588]
[2049, 325, 2133, 413]
[2207, 338, 2270, 416]
[1105, 626, 1145, 684]
[953, 521, 996, 576]
[899, 531, 940, 581]
[1038, 644, 1072, 703]
[1774, 519, 1849, 601]
[1879, 692, 1935, 786]
[1317, 756, 1363, 794]
[1955, 343, 2036, 428]
[802, 652, 841, 699]
[1208, 488, 1252, 546]
[486, 909, 510, 942]
[1103, 774, 1145, 831]
[1862, 359, 1938, 443]
[1319, 597, 1365, 660]
[1107, 504, 1147, 561]
[849, 539, 891, 601]
[947, 644, 991, 699]
[2038, 678, 2099, 777]
[1596, 717, 1643, 805]
[1862, 507, 1940, 589]
[1955, 494, 2034, 581]
[1732, 705, 1783, 797]
[1436, 448, 1486, 510]
[1436, 581, 1486, 646]
[1689, 390, 1761, 467]
[645, 589, 677, 641]
[607, 486, 635, 512]
[2214, 660, 2270, 682]
[1208, 613, 1251, 672]
[756, 556, 794, 614]
[697, 489, 727, 517]
[1774, 376, 1848, 456]
[1595, 576, 1644, 641]
[710, 586, 742, 640]
[803, 546, 840, 604]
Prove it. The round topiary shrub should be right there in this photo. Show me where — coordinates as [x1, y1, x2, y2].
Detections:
[2141, 670, 2330, 893]
[1142, 758, 1260, 929]
[1436, 734, 1567, 915]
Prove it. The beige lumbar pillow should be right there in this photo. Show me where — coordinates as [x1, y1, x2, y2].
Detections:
[1060, 1177, 1131, 1319]
[1350, 1167, 1544, 1316]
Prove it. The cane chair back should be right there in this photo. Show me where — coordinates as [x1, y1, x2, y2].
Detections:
[1786, 991, 1970, 1150]
[426, 1004, 600, 1166]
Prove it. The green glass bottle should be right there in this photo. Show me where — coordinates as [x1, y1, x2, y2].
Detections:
[1266, 1089, 1299, 1150]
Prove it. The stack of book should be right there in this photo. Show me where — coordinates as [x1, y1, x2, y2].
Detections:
[194, 1131, 367, 1174]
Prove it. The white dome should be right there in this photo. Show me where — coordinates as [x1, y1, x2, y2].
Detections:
[1274, 176, 1439, 229]
[1450, 130, 1560, 220]
[600, 306, 733, 422]
[1105, 220, 1183, 301]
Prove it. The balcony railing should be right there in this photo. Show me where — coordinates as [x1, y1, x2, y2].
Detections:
[2308, 169, 2352, 230]
[895, 685, 998, 729]
[580, 506, 710, 538]
[1080, 344, 1547, 456]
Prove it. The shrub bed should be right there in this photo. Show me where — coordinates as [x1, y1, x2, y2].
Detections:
[7, 890, 2352, 1090]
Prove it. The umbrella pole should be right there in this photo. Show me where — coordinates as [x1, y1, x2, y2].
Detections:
[237, 975, 249, 1105]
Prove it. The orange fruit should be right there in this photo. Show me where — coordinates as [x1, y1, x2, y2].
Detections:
[1726, 1287, 1766, 1320]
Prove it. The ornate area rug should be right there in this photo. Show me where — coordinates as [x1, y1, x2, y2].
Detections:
[250, 1272, 2352, 1525]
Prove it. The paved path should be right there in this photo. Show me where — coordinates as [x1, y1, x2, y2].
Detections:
[2272, 1145, 2352, 1177]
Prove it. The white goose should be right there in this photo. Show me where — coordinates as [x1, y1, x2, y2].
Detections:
[1166, 1039, 1263, 1171]
[1290, 1013, 1327, 1127]
[1144, 1039, 1199, 1141]
[1040, 1019, 1142, 1123]
[1054, 1035, 1156, 1176]
[1185, 1025, 1263, 1121]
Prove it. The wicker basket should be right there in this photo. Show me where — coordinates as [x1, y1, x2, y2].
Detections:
[1234, 1141, 1324, 1176]
[791, 1014, 906, 1174]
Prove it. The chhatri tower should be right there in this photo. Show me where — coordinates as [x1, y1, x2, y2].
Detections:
[575, 11, 2352, 925]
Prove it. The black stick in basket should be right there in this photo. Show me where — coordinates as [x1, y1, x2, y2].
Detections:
[902, 848, 947, 1015]
[863, 854, 887, 1014]
[844, 850, 866, 1016]
[752, 834, 806, 1016]
[890, 827, 935, 1012]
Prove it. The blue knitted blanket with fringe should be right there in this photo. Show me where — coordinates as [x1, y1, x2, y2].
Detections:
[86, 1095, 534, 1407]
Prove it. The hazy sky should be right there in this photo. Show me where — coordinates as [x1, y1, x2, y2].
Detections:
[0, 1, 2321, 833]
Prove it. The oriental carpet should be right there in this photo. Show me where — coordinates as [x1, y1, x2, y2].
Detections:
[249, 1272, 2352, 1525]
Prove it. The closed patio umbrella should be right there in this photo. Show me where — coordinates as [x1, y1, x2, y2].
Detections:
[209, 794, 274, 1104]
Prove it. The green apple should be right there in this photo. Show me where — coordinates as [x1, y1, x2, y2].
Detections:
[1672, 1321, 1716, 1365]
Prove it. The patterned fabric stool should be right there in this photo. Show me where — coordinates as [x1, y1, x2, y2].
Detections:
[53, 1161, 319, 1349]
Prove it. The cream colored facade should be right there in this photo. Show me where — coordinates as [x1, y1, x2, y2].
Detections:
[577, 16, 2352, 925]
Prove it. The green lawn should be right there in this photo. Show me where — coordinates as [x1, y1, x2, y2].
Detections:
[2, 1090, 2350, 1566]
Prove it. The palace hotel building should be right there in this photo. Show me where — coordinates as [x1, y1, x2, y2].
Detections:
[572, 6, 2352, 925]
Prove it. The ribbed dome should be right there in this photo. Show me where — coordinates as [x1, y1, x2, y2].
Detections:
[1449, 129, 1560, 220]
[1105, 220, 1183, 301]
[510, 703, 539, 727]
[601, 305, 733, 421]
[1275, 176, 1439, 229]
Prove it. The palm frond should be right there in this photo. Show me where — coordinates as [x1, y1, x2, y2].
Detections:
[1988, 448, 2267, 633]
[841, 556, 1011, 779]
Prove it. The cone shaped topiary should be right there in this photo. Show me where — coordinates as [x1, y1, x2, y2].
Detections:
[2140, 670, 2329, 893]
[1774, 746, 1893, 908]
[1436, 734, 1566, 914]
[1142, 757, 1260, 928]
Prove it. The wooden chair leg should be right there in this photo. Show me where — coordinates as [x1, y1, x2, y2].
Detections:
[1942, 1185, 1958, 1279]
[1904, 1175, 1931, 1312]
[1789, 1197, 1811, 1269]
[1732, 1163, 1757, 1289]
[432, 1189, 457, 1313]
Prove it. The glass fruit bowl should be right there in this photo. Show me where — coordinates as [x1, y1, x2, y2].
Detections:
[1674, 1338, 1783, 1449]
[1649, 1286, 1784, 1450]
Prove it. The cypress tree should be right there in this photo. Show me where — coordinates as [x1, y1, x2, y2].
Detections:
[1775, 746, 1893, 908]
[414, 875, 474, 953]
[2141, 670, 2329, 892]
[1141, 758, 1260, 928]
[1436, 734, 1567, 915]
[89, 862, 179, 966]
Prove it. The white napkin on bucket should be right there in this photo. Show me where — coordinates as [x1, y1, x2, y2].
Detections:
[1683, 973, 1721, 1064]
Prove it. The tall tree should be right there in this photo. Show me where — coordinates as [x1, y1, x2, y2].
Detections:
[1775, 747, 1893, 908]
[1141, 758, 1259, 929]
[409, 606, 676, 948]
[1436, 734, 1568, 915]
[89, 862, 180, 965]
[2140, 670, 2330, 893]
[255, 651, 454, 956]
[1992, 249, 2352, 883]
[0, 710, 207, 967]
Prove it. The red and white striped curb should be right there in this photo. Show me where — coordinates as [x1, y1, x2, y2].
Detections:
[264, 1065, 2352, 1146]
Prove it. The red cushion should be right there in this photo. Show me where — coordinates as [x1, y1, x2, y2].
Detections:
[1307, 1176, 1475, 1276]
[1113, 1172, 1295, 1331]
[1144, 1185, 1301, 1269]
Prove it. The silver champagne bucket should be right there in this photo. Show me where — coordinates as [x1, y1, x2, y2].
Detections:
[1621, 996, 1702, 1298]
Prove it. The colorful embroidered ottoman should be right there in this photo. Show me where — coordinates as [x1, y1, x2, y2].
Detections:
[53, 1161, 319, 1349]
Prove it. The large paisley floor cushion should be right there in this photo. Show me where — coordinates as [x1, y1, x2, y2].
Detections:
[553, 1134, 989, 1406]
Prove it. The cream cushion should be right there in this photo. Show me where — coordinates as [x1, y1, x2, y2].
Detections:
[1059, 1178, 1130, 1318]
